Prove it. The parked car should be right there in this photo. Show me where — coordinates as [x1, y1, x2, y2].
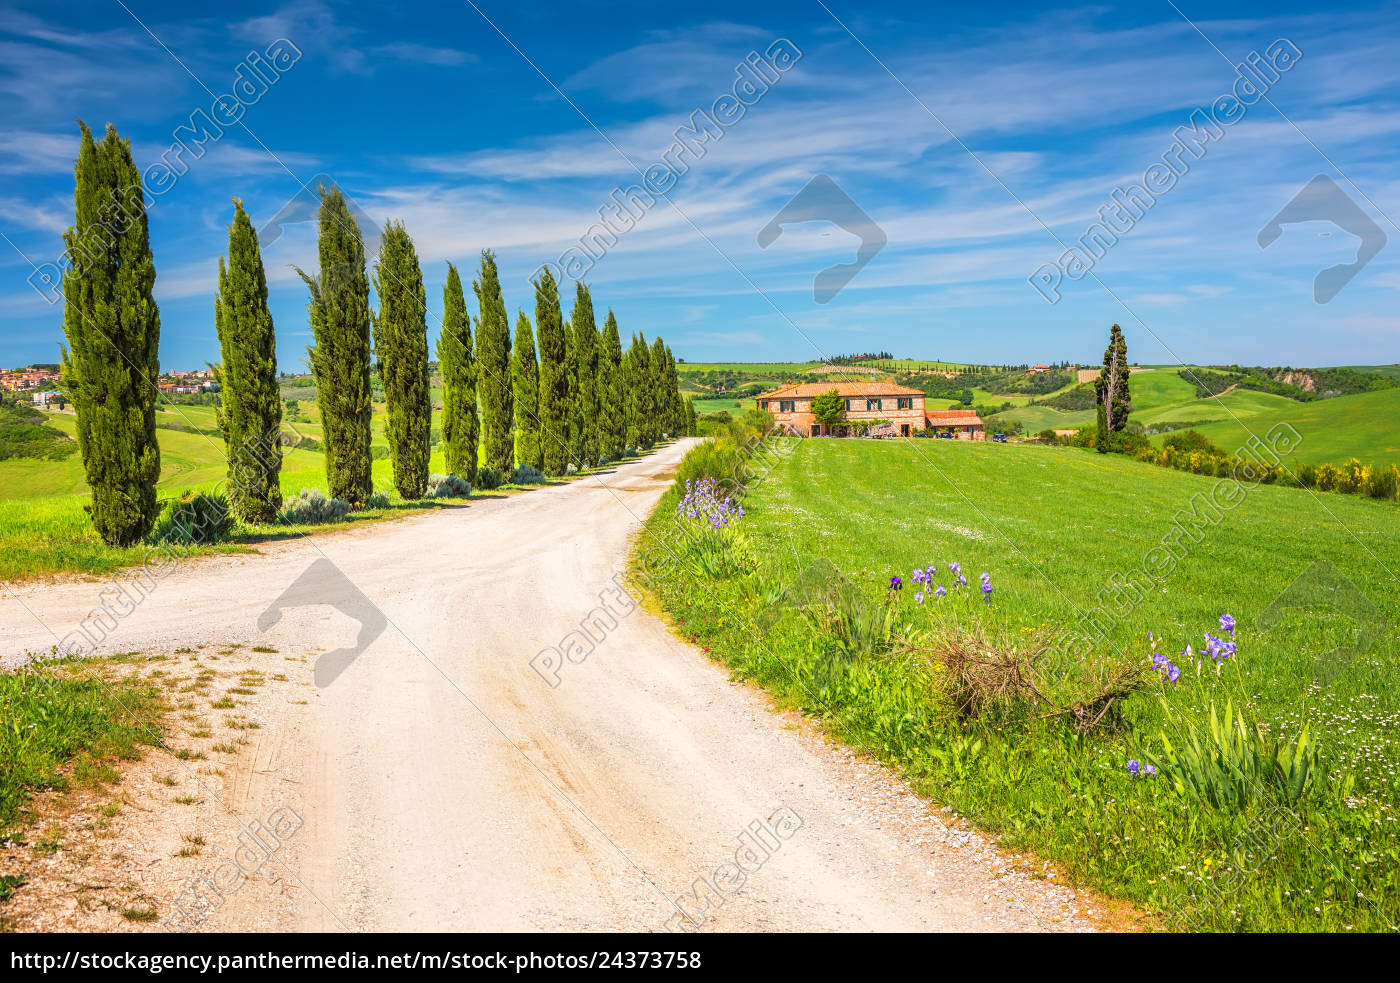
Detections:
[914, 432, 932, 438]
[992, 432, 1008, 443]
[936, 431, 954, 439]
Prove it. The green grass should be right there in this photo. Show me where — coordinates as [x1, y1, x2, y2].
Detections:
[0, 662, 166, 829]
[639, 437, 1400, 931]
[987, 368, 1400, 467]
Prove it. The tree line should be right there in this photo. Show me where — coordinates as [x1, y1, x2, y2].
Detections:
[57, 122, 695, 546]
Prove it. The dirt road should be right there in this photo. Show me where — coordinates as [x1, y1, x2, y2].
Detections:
[2, 442, 1094, 932]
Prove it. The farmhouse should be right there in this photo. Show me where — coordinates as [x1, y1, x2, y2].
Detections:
[756, 380, 985, 439]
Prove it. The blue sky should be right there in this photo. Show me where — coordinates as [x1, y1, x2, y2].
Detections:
[2, 0, 1398, 371]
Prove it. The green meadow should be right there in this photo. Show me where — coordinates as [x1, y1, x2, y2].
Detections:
[640, 436, 1400, 931]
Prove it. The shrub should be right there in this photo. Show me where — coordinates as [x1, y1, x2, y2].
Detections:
[426, 473, 471, 498]
[475, 466, 505, 491]
[1162, 429, 1224, 455]
[1364, 463, 1399, 500]
[281, 488, 350, 525]
[153, 492, 236, 545]
[511, 463, 545, 485]
[366, 491, 390, 509]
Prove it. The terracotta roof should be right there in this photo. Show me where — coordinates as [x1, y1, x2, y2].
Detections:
[756, 380, 925, 399]
[924, 410, 983, 426]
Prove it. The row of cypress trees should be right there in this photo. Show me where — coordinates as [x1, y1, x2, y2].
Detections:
[57, 121, 694, 543]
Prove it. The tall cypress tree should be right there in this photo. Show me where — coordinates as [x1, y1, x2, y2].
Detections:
[661, 342, 682, 437]
[563, 318, 579, 469]
[473, 250, 513, 472]
[437, 262, 478, 483]
[568, 284, 599, 469]
[649, 335, 669, 443]
[60, 122, 161, 546]
[297, 186, 373, 504]
[512, 310, 542, 471]
[624, 333, 651, 450]
[1094, 323, 1131, 453]
[534, 270, 569, 476]
[372, 221, 430, 499]
[214, 198, 281, 522]
[598, 310, 625, 462]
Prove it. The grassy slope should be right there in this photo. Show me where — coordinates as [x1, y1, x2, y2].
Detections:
[642, 438, 1400, 930]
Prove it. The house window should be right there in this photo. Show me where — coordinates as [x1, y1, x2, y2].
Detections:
[897, 397, 913, 410]
[779, 399, 795, 413]
[866, 398, 881, 411]
[845, 398, 853, 411]
[759, 400, 769, 410]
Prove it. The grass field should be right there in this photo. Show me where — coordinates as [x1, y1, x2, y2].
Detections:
[640, 437, 1400, 931]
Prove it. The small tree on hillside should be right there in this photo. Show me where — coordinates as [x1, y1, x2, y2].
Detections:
[1094, 323, 1131, 453]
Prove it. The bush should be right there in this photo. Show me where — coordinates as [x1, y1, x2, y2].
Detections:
[366, 491, 390, 509]
[281, 488, 350, 525]
[1162, 429, 1224, 456]
[426, 473, 471, 498]
[475, 466, 505, 491]
[1364, 463, 1399, 500]
[153, 492, 236, 545]
[511, 464, 545, 485]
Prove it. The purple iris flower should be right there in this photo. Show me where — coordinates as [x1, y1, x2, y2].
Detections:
[1220, 613, 1236, 633]
[980, 571, 991, 583]
[980, 582, 993, 597]
[1167, 664, 1180, 683]
[948, 561, 961, 574]
[934, 585, 946, 598]
[890, 576, 902, 590]
[955, 573, 968, 586]
[1143, 764, 1156, 779]
[1127, 760, 1141, 777]
[915, 591, 925, 604]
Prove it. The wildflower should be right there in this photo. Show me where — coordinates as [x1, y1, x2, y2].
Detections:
[1127, 759, 1141, 777]
[955, 573, 968, 587]
[1143, 764, 1157, 779]
[980, 582, 993, 597]
[934, 585, 947, 598]
[1220, 613, 1236, 634]
[948, 561, 961, 574]
[890, 576, 902, 591]
[980, 571, 991, 583]
[1168, 664, 1180, 683]
[915, 592, 925, 604]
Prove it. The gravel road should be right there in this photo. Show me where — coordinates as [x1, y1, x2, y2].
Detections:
[1, 441, 1097, 932]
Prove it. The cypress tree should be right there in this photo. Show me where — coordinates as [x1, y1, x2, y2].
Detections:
[473, 250, 514, 472]
[563, 318, 579, 469]
[662, 342, 682, 437]
[685, 395, 698, 436]
[631, 333, 654, 449]
[1094, 323, 1131, 453]
[534, 270, 569, 476]
[214, 198, 281, 522]
[598, 310, 625, 462]
[372, 221, 430, 499]
[60, 122, 161, 546]
[649, 335, 669, 442]
[297, 186, 373, 504]
[512, 310, 542, 470]
[437, 263, 478, 483]
[568, 284, 599, 469]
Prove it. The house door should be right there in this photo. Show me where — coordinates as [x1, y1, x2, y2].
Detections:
[900, 424, 910, 437]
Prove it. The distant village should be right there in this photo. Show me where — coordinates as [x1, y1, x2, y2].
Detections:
[1, 366, 218, 405]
